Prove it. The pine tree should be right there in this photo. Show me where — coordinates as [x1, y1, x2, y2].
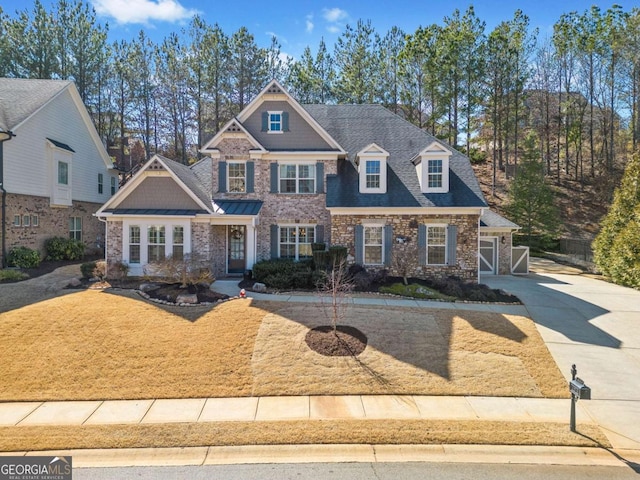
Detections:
[505, 132, 559, 246]
[593, 151, 640, 284]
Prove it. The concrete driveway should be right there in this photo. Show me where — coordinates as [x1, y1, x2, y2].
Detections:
[483, 259, 640, 449]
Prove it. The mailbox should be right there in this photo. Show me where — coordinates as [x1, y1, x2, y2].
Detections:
[569, 377, 591, 400]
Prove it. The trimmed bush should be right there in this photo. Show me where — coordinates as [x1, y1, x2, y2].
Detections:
[252, 259, 315, 290]
[45, 237, 85, 261]
[81, 260, 107, 280]
[7, 246, 41, 268]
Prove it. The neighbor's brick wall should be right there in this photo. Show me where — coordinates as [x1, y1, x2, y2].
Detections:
[3, 193, 106, 262]
[211, 225, 226, 278]
[332, 214, 480, 281]
[213, 138, 336, 263]
[481, 230, 513, 275]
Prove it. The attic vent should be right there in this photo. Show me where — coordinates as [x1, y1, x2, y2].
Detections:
[149, 160, 165, 171]
[226, 123, 243, 133]
[266, 84, 283, 94]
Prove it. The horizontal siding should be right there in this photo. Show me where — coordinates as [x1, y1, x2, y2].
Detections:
[118, 176, 202, 210]
[4, 87, 117, 204]
[244, 100, 334, 151]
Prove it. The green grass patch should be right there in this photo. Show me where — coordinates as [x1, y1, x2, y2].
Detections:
[379, 282, 454, 301]
[0, 269, 29, 283]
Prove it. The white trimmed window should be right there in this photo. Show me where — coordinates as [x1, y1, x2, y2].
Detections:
[13, 215, 20, 226]
[279, 163, 315, 194]
[23, 215, 30, 227]
[147, 226, 166, 262]
[69, 217, 82, 241]
[365, 160, 381, 189]
[268, 111, 283, 133]
[427, 159, 443, 189]
[364, 225, 384, 265]
[426, 225, 447, 265]
[58, 161, 69, 185]
[228, 162, 246, 193]
[129, 226, 141, 264]
[415, 142, 451, 193]
[98, 173, 104, 194]
[279, 225, 315, 260]
[111, 176, 117, 195]
[172, 226, 184, 260]
[32, 215, 39, 227]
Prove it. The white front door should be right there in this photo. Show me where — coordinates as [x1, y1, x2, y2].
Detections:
[479, 237, 498, 274]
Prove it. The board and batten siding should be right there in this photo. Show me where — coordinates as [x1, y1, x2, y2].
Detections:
[3, 86, 117, 204]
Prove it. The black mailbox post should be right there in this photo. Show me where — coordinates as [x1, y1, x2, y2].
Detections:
[569, 364, 591, 432]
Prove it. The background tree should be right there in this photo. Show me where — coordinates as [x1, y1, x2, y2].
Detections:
[505, 131, 560, 246]
[333, 19, 376, 104]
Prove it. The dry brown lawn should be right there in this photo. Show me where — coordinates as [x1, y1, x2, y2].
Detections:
[0, 290, 568, 401]
[0, 420, 609, 452]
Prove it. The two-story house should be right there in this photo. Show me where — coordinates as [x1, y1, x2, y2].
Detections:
[97, 80, 519, 280]
[0, 78, 119, 266]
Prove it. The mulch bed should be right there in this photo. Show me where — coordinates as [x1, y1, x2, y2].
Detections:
[143, 283, 227, 304]
[305, 325, 368, 356]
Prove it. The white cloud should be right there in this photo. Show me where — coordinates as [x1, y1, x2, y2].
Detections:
[322, 7, 348, 23]
[327, 25, 340, 34]
[91, 0, 199, 24]
[306, 14, 314, 34]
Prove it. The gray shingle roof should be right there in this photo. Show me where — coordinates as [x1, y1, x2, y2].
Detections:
[0, 78, 72, 130]
[480, 210, 519, 229]
[303, 104, 487, 209]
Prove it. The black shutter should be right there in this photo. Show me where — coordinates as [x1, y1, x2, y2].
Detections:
[246, 161, 254, 193]
[355, 224, 364, 265]
[270, 224, 279, 259]
[218, 161, 227, 193]
[384, 225, 393, 266]
[261, 112, 268, 131]
[447, 224, 458, 266]
[417, 224, 427, 265]
[270, 163, 278, 193]
[282, 111, 289, 131]
[316, 224, 324, 244]
[316, 162, 324, 193]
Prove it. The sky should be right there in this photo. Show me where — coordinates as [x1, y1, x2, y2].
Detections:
[2, 0, 637, 59]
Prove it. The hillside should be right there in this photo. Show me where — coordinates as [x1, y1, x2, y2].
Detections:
[471, 161, 612, 242]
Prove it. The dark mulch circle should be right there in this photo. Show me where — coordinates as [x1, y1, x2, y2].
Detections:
[305, 325, 368, 357]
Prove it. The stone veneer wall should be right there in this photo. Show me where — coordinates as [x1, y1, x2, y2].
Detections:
[213, 138, 336, 264]
[480, 230, 513, 275]
[105, 220, 123, 277]
[3, 192, 106, 264]
[332, 213, 480, 281]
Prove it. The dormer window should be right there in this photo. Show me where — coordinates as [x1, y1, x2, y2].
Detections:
[414, 141, 452, 194]
[357, 143, 388, 194]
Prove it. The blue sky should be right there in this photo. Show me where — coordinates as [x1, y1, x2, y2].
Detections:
[2, 0, 637, 59]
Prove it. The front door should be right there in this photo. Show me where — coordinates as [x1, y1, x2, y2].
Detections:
[228, 225, 246, 274]
[479, 237, 498, 274]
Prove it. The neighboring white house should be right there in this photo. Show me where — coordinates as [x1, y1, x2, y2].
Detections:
[0, 78, 118, 265]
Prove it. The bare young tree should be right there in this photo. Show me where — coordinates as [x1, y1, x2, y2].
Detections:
[317, 259, 354, 333]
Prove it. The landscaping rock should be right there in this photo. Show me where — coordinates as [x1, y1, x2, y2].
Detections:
[67, 277, 81, 287]
[176, 293, 198, 304]
[139, 282, 160, 293]
[253, 282, 267, 292]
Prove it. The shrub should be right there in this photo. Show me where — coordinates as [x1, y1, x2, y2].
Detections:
[81, 260, 107, 280]
[328, 245, 348, 266]
[45, 237, 85, 260]
[108, 261, 129, 280]
[144, 254, 214, 287]
[7, 246, 41, 268]
[0, 269, 29, 282]
[252, 259, 315, 290]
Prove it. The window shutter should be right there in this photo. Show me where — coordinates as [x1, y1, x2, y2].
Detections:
[316, 224, 324, 244]
[282, 111, 289, 131]
[218, 161, 227, 193]
[270, 163, 278, 193]
[270, 224, 279, 259]
[447, 224, 457, 266]
[316, 162, 324, 193]
[355, 225, 364, 265]
[261, 112, 268, 131]
[246, 161, 255, 193]
[384, 225, 393, 267]
[417, 224, 427, 265]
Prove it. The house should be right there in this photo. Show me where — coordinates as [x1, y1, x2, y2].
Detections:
[0, 78, 119, 266]
[97, 80, 519, 280]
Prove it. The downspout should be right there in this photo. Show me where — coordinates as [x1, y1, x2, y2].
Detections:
[478, 208, 485, 284]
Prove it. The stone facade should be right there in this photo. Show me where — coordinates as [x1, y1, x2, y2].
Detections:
[105, 220, 123, 277]
[332, 213, 480, 281]
[212, 137, 336, 265]
[2, 192, 105, 264]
